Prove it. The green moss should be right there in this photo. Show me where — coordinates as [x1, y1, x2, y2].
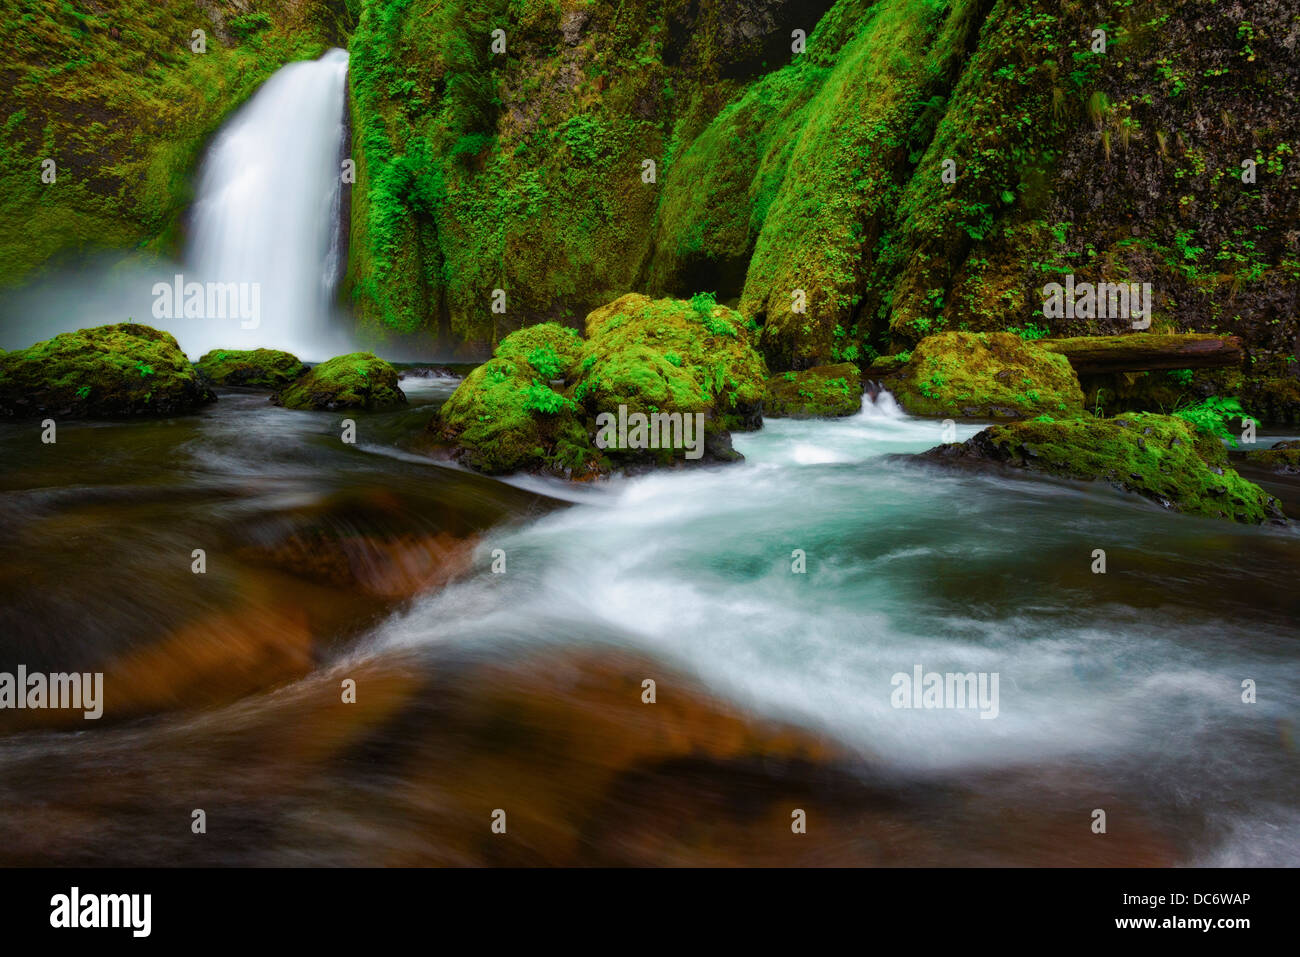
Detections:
[576, 293, 767, 433]
[0, 0, 339, 284]
[434, 356, 596, 475]
[765, 362, 862, 418]
[195, 348, 307, 389]
[273, 352, 406, 411]
[740, 0, 984, 368]
[0, 322, 215, 417]
[437, 293, 770, 475]
[892, 331, 1084, 419]
[1244, 440, 1300, 474]
[930, 412, 1283, 524]
[493, 323, 584, 379]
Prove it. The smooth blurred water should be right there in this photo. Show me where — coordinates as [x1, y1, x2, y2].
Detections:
[184, 48, 352, 359]
[367, 394, 1300, 863]
[0, 389, 1296, 864]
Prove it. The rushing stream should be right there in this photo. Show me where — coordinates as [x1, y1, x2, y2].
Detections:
[0, 382, 1296, 865]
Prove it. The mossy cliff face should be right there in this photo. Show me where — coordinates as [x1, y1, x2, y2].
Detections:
[925, 412, 1284, 524]
[0, 322, 215, 417]
[274, 351, 406, 410]
[890, 331, 1084, 419]
[196, 348, 307, 388]
[343, 0, 1297, 389]
[765, 363, 861, 418]
[0, 0, 346, 284]
[6, 0, 1297, 394]
[343, 0, 833, 354]
[436, 295, 769, 475]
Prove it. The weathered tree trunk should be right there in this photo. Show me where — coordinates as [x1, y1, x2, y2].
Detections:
[1038, 334, 1243, 375]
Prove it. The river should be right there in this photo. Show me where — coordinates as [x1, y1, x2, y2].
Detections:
[0, 379, 1295, 865]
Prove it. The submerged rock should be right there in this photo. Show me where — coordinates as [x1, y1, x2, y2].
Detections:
[924, 412, 1284, 524]
[891, 332, 1084, 420]
[435, 294, 769, 476]
[765, 363, 862, 418]
[195, 348, 307, 389]
[273, 352, 406, 411]
[1245, 440, 1300, 475]
[0, 323, 215, 419]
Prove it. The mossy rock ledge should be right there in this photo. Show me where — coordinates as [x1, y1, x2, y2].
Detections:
[0, 323, 215, 418]
[435, 295, 769, 477]
[196, 349, 307, 389]
[273, 353, 406, 411]
[891, 332, 1085, 420]
[1244, 440, 1300, 475]
[765, 363, 862, 418]
[923, 413, 1284, 525]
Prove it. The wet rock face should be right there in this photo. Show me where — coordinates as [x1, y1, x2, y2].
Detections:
[924, 412, 1285, 525]
[890, 332, 1085, 420]
[1041, 0, 1300, 354]
[765, 362, 862, 418]
[273, 352, 406, 411]
[0, 323, 216, 419]
[195, 348, 307, 389]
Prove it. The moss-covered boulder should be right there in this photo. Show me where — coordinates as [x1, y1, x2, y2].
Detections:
[577, 293, 767, 432]
[273, 352, 406, 411]
[766, 363, 862, 418]
[493, 323, 585, 380]
[435, 294, 770, 476]
[924, 413, 1284, 524]
[195, 348, 306, 389]
[891, 332, 1085, 420]
[0, 323, 215, 418]
[1245, 440, 1300, 475]
[433, 356, 597, 475]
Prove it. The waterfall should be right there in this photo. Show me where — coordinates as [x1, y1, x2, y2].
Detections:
[183, 47, 353, 360]
[0, 49, 356, 359]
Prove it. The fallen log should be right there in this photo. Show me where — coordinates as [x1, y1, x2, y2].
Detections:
[1038, 334, 1243, 375]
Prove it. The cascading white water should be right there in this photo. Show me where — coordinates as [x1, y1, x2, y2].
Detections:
[183, 47, 353, 360]
[0, 49, 357, 358]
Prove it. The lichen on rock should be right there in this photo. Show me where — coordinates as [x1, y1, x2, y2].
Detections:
[0, 323, 216, 418]
[273, 352, 406, 411]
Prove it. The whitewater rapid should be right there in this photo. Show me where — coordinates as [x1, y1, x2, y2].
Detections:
[359, 393, 1300, 864]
